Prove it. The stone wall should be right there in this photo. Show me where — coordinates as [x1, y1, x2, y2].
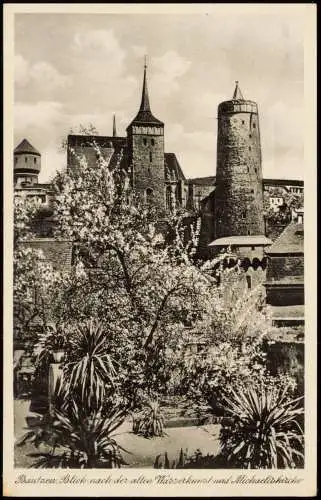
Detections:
[128, 126, 166, 211]
[266, 255, 304, 283]
[215, 100, 264, 239]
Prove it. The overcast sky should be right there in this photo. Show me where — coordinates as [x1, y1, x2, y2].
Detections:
[14, 9, 304, 182]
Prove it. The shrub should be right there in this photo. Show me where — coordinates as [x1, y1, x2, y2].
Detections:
[219, 384, 304, 469]
[63, 318, 117, 411]
[17, 382, 128, 468]
[132, 400, 165, 438]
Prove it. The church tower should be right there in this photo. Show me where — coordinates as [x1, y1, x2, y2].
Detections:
[126, 61, 165, 210]
[211, 83, 271, 263]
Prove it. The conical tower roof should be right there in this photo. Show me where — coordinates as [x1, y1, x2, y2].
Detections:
[128, 61, 163, 127]
[14, 138, 41, 156]
[232, 81, 244, 100]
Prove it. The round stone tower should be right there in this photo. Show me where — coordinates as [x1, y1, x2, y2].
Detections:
[214, 82, 265, 239]
[14, 138, 41, 187]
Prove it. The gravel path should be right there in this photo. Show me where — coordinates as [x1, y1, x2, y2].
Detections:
[14, 399, 221, 469]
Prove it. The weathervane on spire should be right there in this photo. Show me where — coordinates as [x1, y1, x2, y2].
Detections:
[144, 55, 148, 70]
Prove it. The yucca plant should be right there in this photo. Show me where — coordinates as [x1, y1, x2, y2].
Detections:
[17, 383, 128, 468]
[33, 324, 66, 367]
[219, 384, 304, 469]
[133, 400, 165, 438]
[63, 318, 117, 410]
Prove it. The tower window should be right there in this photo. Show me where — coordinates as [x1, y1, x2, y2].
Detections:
[246, 275, 252, 290]
[251, 246, 255, 250]
[249, 134, 252, 138]
[25, 157, 28, 163]
[143, 138, 147, 146]
[242, 120, 245, 125]
[249, 146, 251, 151]
[149, 151, 152, 162]
[248, 230, 251, 235]
[251, 189, 254, 194]
[151, 138, 155, 146]
[34, 157, 37, 164]
[254, 167, 257, 173]
[145, 188, 153, 205]
[253, 123, 256, 128]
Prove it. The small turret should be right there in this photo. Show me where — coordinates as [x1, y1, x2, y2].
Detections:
[14, 139, 41, 187]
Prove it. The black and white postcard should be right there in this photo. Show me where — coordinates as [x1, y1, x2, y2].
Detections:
[3, 3, 317, 497]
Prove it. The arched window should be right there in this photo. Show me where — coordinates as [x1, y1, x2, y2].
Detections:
[145, 188, 153, 205]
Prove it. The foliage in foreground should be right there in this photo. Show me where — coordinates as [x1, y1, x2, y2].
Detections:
[219, 384, 304, 469]
[17, 384, 128, 468]
[132, 400, 165, 438]
[154, 448, 226, 469]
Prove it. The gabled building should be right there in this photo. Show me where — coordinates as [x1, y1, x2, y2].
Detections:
[264, 222, 304, 327]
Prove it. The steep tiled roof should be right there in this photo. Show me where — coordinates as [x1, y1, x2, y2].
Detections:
[22, 239, 73, 272]
[165, 153, 185, 181]
[68, 134, 127, 150]
[265, 223, 304, 255]
[186, 176, 216, 186]
[14, 139, 41, 156]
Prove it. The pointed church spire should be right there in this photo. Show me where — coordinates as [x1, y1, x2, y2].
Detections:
[127, 57, 163, 128]
[113, 114, 117, 137]
[232, 81, 244, 100]
[139, 56, 151, 112]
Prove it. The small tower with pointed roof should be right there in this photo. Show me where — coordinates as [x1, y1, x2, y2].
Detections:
[14, 138, 41, 187]
[213, 82, 267, 259]
[126, 59, 165, 210]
